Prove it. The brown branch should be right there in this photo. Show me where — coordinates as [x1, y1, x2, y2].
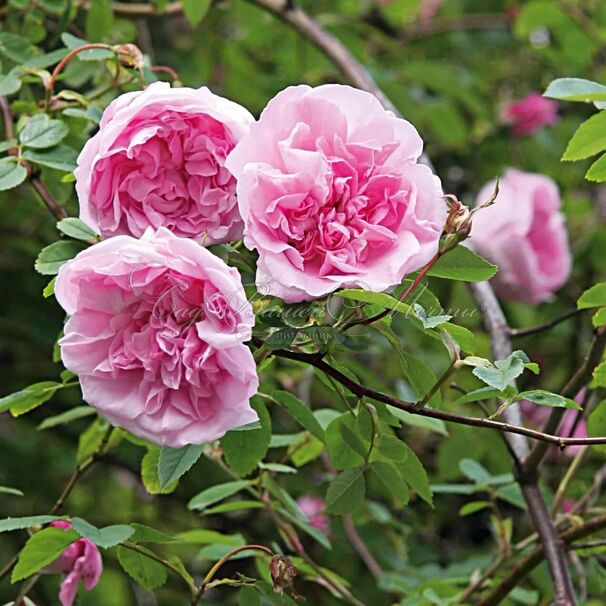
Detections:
[257, 342, 606, 447]
[478, 513, 606, 605]
[524, 326, 606, 474]
[342, 516, 383, 580]
[509, 308, 586, 338]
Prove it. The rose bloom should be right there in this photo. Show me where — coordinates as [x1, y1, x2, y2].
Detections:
[75, 82, 253, 243]
[225, 84, 446, 303]
[501, 93, 558, 137]
[297, 496, 330, 534]
[470, 169, 571, 304]
[42, 521, 102, 606]
[55, 227, 259, 447]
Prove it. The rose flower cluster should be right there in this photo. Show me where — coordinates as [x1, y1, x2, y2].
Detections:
[55, 82, 571, 450]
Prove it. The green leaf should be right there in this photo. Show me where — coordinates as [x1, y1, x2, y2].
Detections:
[141, 447, 178, 495]
[182, 0, 212, 26]
[116, 546, 168, 591]
[586, 153, 606, 183]
[0, 516, 60, 533]
[19, 114, 69, 149]
[325, 468, 365, 514]
[459, 501, 491, 516]
[0, 486, 24, 497]
[593, 362, 606, 387]
[57, 218, 97, 241]
[221, 398, 271, 476]
[158, 444, 204, 489]
[578, 283, 606, 309]
[85, 0, 114, 41]
[239, 585, 262, 606]
[400, 351, 441, 406]
[455, 385, 513, 405]
[12, 527, 79, 582]
[370, 461, 409, 504]
[592, 307, 606, 328]
[0, 33, 37, 63]
[35, 241, 86, 275]
[0, 139, 17, 153]
[129, 524, 178, 544]
[23, 145, 78, 172]
[442, 324, 476, 353]
[337, 289, 413, 316]
[0, 381, 61, 416]
[38, 406, 95, 430]
[385, 405, 448, 436]
[61, 33, 114, 61]
[71, 518, 134, 548]
[517, 390, 581, 410]
[459, 459, 492, 484]
[562, 112, 606, 161]
[272, 390, 325, 443]
[326, 413, 368, 470]
[178, 529, 245, 545]
[414, 304, 451, 328]
[427, 245, 497, 281]
[42, 277, 56, 298]
[188, 480, 252, 511]
[472, 351, 530, 391]
[0, 72, 22, 96]
[396, 442, 433, 506]
[201, 500, 265, 515]
[544, 78, 606, 102]
[588, 400, 606, 453]
[257, 462, 297, 474]
[0, 158, 27, 191]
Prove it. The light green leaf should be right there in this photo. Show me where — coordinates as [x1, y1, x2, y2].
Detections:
[23, 145, 78, 172]
[182, 0, 212, 26]
[178, 529, 245, 545]
[0, 158, 27, 191]
[257, 462, 297, 474]
[427, 245, 497, 281]
[0, 486, 23, 497]
[414, 304, 451, 328]
[61, 33, 114, 61]
[117, 546, 168, 591]
[85, 0, 114, 41]
[396, 442, 433, 506]
[57, 218, 97, 241]
[594, 362, 606, 387]
[141, 447, 178, 495]
[459, 459, 492, 484]
[544, 78, 606, 102]
[38, 406, 95, 430]
[201, 500, 265, 515]
[0, 381, 62, 416]
[158, 444, 204, 489]
[71, 518, 134, 548]
[472, 351, 530, 391]
[35, 241, 86, 275]
[0, 72, 21, 96]
[12, 527, 79, 582]
[325, 468, 365, 514]
[19, 114, 69, 149]
[221, 398, 271, 476]
[517, 390, 581, 410]
[385, 405, 448, 435]
[459, 501, 491, 516]
[129, 524, 178, 544]
[0, 516, 60, 533]
[592, 307, 606, 328]
[337, 289, 413, 316]
[188, 480, 251, 511]
[578, 283, 606, 309]
[562, 113, 606, 161]
[586, 153, 606, 183]
[272, 390, 326, 443]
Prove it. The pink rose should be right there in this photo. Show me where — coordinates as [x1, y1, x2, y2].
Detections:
[501, 93, 558, 137]
[470, 169, 571, 304]
[225, 84, 446, 303]
[75, 82, 254, 244]
[297, 496, 330, 534]
[42, 521, 102, 606]
[54, 227, 259, 447]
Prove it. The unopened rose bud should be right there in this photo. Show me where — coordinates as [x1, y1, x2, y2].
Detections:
[113, 44, 144, 71]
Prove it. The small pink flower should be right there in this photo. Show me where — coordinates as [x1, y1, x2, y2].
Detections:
[501, 93, 558, 137]
[54, 227, 259, 447]
[75, 82, 254, 244]
[225, 84, 446, 303]
[561, 499, 575, 514]
[42, 521, 102, 606]
[297, 496, 330, 534]
[470, 169, 571, 304]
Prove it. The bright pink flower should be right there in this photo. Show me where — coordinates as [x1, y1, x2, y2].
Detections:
[297, 496, 330, 534]
[42, 521, 102, 606]
[501, 93, 558, 137]
[54, 227, 259, 447]
[470, 169, 571, 304]
[225, 84, 446, 303]
[75, 82, 253, 244]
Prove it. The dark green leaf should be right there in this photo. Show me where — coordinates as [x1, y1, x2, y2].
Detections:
[20, 114, 69, 149]
[71, 518, 134, 548]
[158, 444, 204, 489]
[427, 245, 497, 281]
[117, 546, 168, 591]
[325, 468, 365, 514]
[57, 218, 97, 241]
[35, 241, 86, 275]
[272, 390, 325, 443]
[188, 480, 251, 511]
[182, 0, 212, 26]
